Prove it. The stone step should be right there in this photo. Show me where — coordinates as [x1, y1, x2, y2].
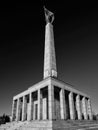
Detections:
[0, 121, 28, 130]
[0, 120, 98, 130]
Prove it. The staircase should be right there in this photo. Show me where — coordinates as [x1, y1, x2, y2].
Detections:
[0, 120, 98, 130]
[0, 121, 28, 130]
[53, 120, 98, 130]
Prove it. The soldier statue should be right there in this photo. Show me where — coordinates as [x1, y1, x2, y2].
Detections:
[44, 6, 54, 24]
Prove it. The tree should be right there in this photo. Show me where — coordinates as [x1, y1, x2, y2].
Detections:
[0, 114, 10, 125]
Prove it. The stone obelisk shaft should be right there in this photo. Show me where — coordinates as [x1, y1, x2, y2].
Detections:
[43, 23, 57, 79]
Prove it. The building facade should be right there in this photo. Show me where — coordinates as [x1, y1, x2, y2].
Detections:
[11, 8, 93, 124]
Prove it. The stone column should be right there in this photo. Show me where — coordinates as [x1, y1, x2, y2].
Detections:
[69, 92, 75, 120]
[76, 95, 82, 120]
[12, 100, 16, 121]
[27, 93, 33, 121]
[40, 91, 42, 120]
[22, 96, 27, 121]
[16, 98, 21, 121]
[87, 99, 93, 120]
[38, 89, 41, 120]
[60, 88, 66, 119]
[82, 97, 87, 120]
[48, 84, 55, 120]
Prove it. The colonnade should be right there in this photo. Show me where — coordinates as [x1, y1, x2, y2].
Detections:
[12, 85, 93, 122]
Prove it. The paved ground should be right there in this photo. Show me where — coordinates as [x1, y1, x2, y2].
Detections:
[78, 126, 98, 130]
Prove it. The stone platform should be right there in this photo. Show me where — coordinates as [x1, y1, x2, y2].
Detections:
[0, 120, 98, 130]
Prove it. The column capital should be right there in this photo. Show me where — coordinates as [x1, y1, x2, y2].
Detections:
[76, 94, 79, 99]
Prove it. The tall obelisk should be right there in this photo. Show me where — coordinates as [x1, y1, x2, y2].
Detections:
[44, 7, 57, 79]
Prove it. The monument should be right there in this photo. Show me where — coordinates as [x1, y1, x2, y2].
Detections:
[1, 7, 98, 130]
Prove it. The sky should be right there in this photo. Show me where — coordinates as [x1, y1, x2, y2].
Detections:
[0, 2, 98, 116]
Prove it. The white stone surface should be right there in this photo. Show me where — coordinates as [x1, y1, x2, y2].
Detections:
[38, 89, 41, 120]
[22, 96, 27, 121]
[13, 77, 90, 100]
[44, 23, 57, 79]
[82, 97, 87, 120]
[12, 77, 92, 122]
[27, 92, 33, 121]
[48, 83, 55, 120]
[12, 100, 16, 121]
[16, 98, 21, 121]
[33, 101, 38, 120]
[87, 99, 93, 120]
[69, 92, 75, 120]
[76, 95, 82, 120]
[42, 98, 47, 120]
[60, 88, 66, 119]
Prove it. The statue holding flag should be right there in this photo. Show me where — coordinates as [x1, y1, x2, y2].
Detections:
[44, 6, 54, 24]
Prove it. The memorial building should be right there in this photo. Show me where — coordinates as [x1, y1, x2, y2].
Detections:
[11, 8, 93, 130]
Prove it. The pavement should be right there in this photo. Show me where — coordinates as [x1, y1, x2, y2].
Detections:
[78, 126, 98, 130]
